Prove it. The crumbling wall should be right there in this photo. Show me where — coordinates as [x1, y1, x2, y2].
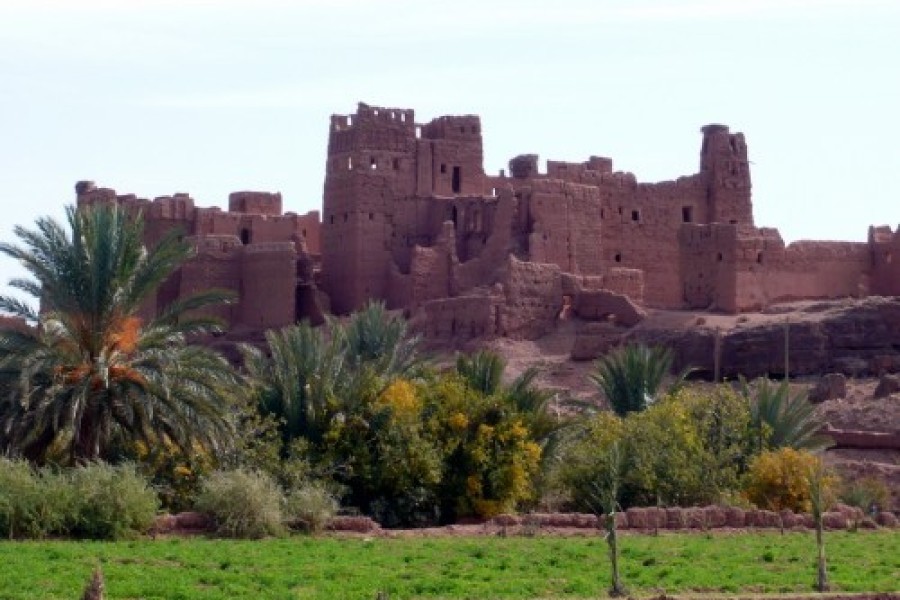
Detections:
[870, 225, 900, 296]
[497, 257, 563, 339]
[416, 294, 499, 341]
[732, 232, 870, 311]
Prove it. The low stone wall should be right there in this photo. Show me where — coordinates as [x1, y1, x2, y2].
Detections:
[489, 504, 898, 532]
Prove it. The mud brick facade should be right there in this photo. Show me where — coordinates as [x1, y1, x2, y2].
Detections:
[74, 102, 899, 341]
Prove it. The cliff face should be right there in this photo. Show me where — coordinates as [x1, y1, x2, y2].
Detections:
[613, 296, 900, 380]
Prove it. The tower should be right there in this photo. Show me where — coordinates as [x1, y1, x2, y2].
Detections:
[700, 124, 753, 226]
[321, 103, 418, 314]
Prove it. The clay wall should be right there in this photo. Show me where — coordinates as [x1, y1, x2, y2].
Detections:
[421, 115, 486, 197]
[417, 295, 498, 340]
[240, 242, 297, 329]
[453, 189, 517, 292]
[228, 191, 282, 216]
[321, 171, 394, 313]
[518, 179, 605, 276]
[598, 176, 708, 308]
[179, 235, 243, 325]
[732, 233, 870, 312]
[497, 257, 563, 339]
[870, 225, 900, 296]
[679, 223, 739, 312]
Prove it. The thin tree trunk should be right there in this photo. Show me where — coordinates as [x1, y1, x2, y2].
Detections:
[606, 511, 625, 597]
[815, 519, 829, 592]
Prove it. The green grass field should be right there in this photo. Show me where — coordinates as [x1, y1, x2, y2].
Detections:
[0, 531, 897, 599]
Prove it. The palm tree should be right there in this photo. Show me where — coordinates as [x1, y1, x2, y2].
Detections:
[338, 301, 425, 379]
[455, 350, 505, 396]
[739, 377, 830, 451]
[807, 460, 831, 592]
[586, 442, 627, 597]
[240, 322, 344, 444]
[0, 204, 238, 464]
[589, 344, 687, 416]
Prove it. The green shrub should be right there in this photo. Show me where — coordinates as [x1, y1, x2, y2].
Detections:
[0, 459, 71, 539]
[839, 476, 891, 514]
[68, 463, 159, 540]
[0, 460, 156, 540]
[284, 481, 338, 533]
[195, 469, 284, 538]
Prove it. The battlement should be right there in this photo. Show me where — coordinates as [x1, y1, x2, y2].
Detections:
[329, 102, 415, 133]
[229, 191, 282, 216]
[420, 115, 482, 140]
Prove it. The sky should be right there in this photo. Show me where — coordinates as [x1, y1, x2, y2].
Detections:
[1, 0, 899, 291]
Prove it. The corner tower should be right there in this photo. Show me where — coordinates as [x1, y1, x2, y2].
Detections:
[700, 124, 753, 226]
[321, 103, 418, 314]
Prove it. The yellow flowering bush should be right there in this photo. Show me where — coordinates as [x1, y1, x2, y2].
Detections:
[744, 448, 837, 512]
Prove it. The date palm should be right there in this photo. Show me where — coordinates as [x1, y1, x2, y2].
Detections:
[589, 344, 688, 416]
[739, 376, 830, 451]
[0, 204, 238, 464]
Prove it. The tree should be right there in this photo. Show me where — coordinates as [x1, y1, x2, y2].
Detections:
[586, 442, 627, 597]
[0, 204, 238, 464]
[241, 322, 344, 445]
[338, 300, 425, 380]
[807, 459, 833, 592]
[589, 344, 687, 417]
[740, 377, 831, 451]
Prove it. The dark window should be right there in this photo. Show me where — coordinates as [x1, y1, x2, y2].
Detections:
[392, 158, 400, 170]
[452, 166, 461, 193]
[631, 210, 640, 222]
[440, 163, 447, 174]
[240, 228, 250, 244]
[451, 206, 458, 227]
[614, 253, 622, 263]
[682, 206, 693, 223]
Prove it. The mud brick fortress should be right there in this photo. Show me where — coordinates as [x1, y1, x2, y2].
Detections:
[76, 102, 900, 342]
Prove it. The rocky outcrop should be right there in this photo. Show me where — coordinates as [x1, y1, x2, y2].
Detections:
[602, 297, 900, 379]
[809, 373, 848, 403]
[873, 373, 900, 398]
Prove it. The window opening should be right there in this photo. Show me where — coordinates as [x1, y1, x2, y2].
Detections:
[452, 166, 461, 193]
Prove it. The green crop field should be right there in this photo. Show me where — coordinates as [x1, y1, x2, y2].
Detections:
[0, 531, 897, 599]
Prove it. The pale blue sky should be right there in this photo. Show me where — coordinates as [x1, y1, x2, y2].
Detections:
[1, 0, 898, 290]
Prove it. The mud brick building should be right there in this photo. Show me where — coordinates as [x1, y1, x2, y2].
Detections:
[76, 102, 900, 341]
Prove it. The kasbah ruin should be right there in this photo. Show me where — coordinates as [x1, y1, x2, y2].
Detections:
[75, 101, 900, 382]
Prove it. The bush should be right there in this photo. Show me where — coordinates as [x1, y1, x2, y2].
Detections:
[0, 459, 71, 539]
[744, 448, 837, 513]
[284, 481, 338, 533]
[0, 460, 156, 540]
[195, 469, 284, 538]
[839, 476, 891, 514]
[68, 463, 159, 540]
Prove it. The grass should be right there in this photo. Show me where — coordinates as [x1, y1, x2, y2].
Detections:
[0, 530, 897, 599]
